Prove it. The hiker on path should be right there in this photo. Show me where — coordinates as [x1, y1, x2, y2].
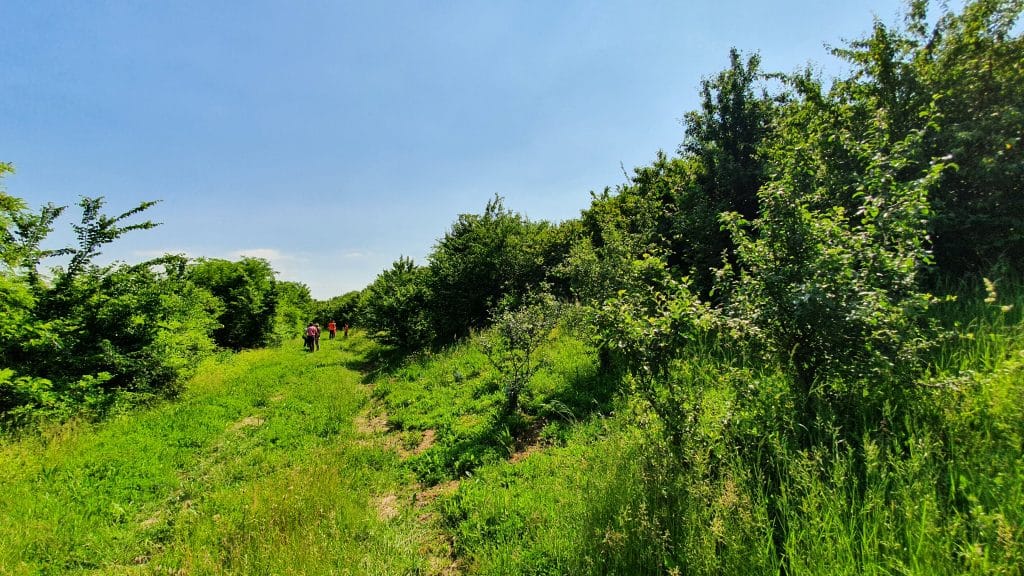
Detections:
[343, 323, 350, 338]
[327, 319, 337, 340]
[314, 323, 322, 351]
[304, 323, 317, 352]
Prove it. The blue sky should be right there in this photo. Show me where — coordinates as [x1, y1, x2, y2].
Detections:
[3, 0, 913, 299]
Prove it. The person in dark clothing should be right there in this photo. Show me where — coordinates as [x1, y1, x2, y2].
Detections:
[304, 323, 317, 352]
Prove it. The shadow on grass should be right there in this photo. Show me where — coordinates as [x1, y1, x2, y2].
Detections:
[342, 344, 412, 384]
[540, 364, 620, 424]
[342, 330, 624, 484]
[408, 366, 623, 485]
[407, 409, 537, 485]
[342, 337, 470, 385]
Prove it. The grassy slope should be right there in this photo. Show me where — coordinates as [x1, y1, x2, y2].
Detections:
[370, 284, 1024, 575]
[0, 335, 445, 575]
[3, 282, 1022, 575]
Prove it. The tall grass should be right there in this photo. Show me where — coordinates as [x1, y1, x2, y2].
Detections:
[430, 279, 1024, 574]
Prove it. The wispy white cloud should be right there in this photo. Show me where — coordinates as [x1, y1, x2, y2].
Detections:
[131, 247, 308, 277]
[229, 248, 306, 263]
[126, 246, 383, 299]
[225, 248, 312, 285]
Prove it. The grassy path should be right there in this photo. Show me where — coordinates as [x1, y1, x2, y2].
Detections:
[0, 335, 449, 575]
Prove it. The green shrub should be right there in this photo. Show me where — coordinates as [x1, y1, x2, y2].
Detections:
[1, 175, 220, 426]
[187, 257, 280, 350]
[482, 294, 562, 415]
[360, 256, 434, 349]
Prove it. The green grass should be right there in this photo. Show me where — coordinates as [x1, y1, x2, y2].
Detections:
[369, 326, 618, 485]
[3, 281, 1022, 575]
[0, 334, 441, 575]
[391, 284, 1024, 574]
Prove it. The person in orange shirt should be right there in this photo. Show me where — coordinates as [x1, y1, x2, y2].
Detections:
[327, 319, 337, 340]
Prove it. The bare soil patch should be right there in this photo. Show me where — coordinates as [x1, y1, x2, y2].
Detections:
[354, 413, 389, 435]
[509, 442, 543, 463]
[229, 416, 265, 432]
[139, 512, 163, 529]
[415, 479, 460, 508]
[374, 493, 400, 521]
[414, 428, 436, 454]
[507, 419, 547, 462]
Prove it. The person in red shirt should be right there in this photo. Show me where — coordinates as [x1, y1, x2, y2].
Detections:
[327, 319, 337, 340]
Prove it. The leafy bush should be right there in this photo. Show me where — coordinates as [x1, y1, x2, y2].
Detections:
[188, 257, 280, 350]
[481, 293, 562, 415]
[427, 196, 566, 343]
[1, 170, 222, 427]
[360, 256, 434, 349]
[720, 66, 948, 444]
[313, 290, 361, 329]
[273, 280, 314, 342]
[830, 0, 1024, 275]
